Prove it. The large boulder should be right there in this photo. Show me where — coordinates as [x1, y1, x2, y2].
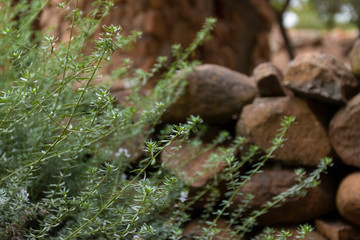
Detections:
[230, 168, 336, 226]
[330, 93, 360, 167]
[162, 64, 257, 124]
[284, 52, 359, 104]
[336, 172, 360, 226]
[236, 96, 331, 166]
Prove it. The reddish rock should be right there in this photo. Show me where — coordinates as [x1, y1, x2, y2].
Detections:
[144, 10, 167, 38]
[252, 62, 288, 97]
[171, 20, 192, 46]
[182, 218, 243, 240]
[40, 0, 274, 74]
[160, 140, 226, 188]
[284, 52, 359, 104]
[162, 64, 257, 124]
[214, 21, 231, 44]
[142, 56, 157, 71]
[330, 93, 360, 167]
[148, 0, 164, 9]
[315, 218, 360, 240]
[336, 172, 360, 226]
[230, 168, 336, 226]
[236, 96, 331, 166]
[136, 36, 159, 56]
[349, 39, 360, 76]
[39, 3, 62, 30]
[219, 45, 238, 70]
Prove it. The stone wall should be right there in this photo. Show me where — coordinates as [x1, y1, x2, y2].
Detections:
[158, 40, 360, 239]
[39, 0, 274, 74]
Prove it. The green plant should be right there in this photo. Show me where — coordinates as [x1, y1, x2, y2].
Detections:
[0, 1, 332, 239]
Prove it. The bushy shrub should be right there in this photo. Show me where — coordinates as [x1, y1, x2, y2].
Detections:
[0, 1, 332, 239]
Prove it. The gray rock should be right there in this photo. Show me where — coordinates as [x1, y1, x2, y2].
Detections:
[284, 52, 359, 104]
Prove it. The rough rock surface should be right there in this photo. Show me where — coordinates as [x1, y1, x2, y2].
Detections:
[236, 96, 331, 166]
[182, 218, 243, 240]
[230, 168, 336, 226]
[349, 39, 360, 76]
[284, 52, 359, 104]
[160, 140, 226, 188]
[252, 62, 288, 97]
[330, 93, 360, 167]
[315, 218, 360, 240]
[162, 64, 257, 124]
[40, 0, 274, 74]
[336, 172, 360, 226]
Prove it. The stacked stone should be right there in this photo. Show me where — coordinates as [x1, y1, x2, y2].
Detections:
[39, 0, 273, 74]
[159, 41, 360, 239]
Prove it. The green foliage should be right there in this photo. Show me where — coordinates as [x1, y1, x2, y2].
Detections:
[290, 0, 358, 30]
[270, 0, 289, 12]
[0, 1, 332, 239]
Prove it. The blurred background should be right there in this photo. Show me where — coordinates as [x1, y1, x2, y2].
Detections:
[39, 0, 360, 75]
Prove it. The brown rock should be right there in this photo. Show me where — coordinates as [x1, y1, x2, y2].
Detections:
[236, 96, 331, 166]
[284, 52, 359, 104]
[220, 45, 238, 70]
[230, 168, 336, 226]
[252, 62, 288, 97]
[349, 39, 360, 76]
[182, 218, 244, 240]
[162, 64, 257, 124]
[315, 218, 360, 240]
[133, 13, 145, 29]
[144, 10, 167, 38]
[171, 20, 193, 46]
[39, 0, 274, 74]
[142, 56, 157, 71]
[214, 21, 231, 44]
[330, 93, 360, 167]
[39, 3, 62, 30]
[148, 0, 164, 9]
[336, 172, 360, 226]
[160, 140, 225, 188]
[136, 36, 159, 56]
